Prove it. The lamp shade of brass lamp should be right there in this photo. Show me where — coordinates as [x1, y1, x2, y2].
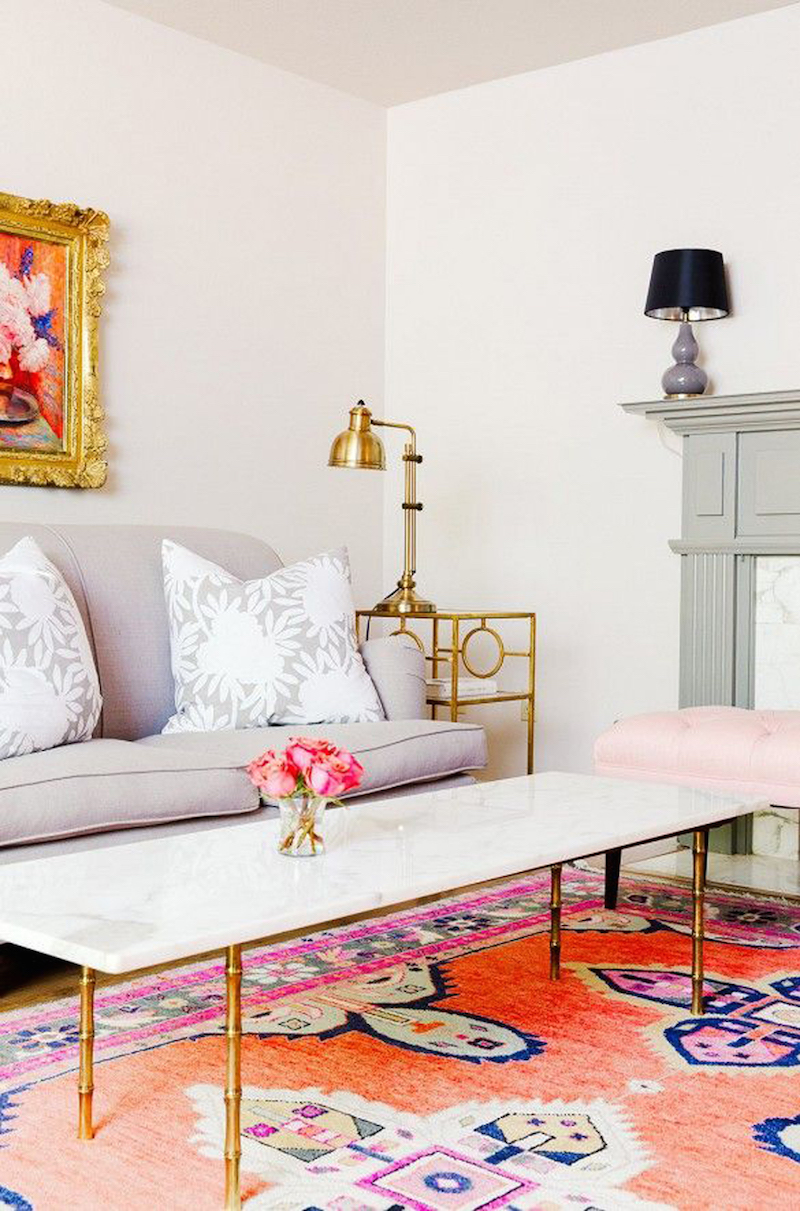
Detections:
[328, 401, 435, 615]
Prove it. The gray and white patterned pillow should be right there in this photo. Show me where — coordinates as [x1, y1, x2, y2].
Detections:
[161, 541, 384, 733]
[0, 537, 102, 759]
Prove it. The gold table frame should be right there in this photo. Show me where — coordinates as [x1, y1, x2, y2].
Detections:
[357, 610, 537, 774]
[73, 826, 712, 1206]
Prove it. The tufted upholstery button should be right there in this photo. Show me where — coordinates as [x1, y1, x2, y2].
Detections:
[593, 706, 800, 809]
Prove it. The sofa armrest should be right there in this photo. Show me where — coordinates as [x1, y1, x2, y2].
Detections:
[359, 635, 427, 720]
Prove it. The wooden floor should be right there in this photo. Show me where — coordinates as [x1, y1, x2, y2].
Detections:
[0, 939, 261, 1013]
[0, 943, 162, 1012]
[1, 943, 85, 1011]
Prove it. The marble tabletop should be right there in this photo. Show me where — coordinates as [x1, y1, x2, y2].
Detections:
[0, 772, 765, 974]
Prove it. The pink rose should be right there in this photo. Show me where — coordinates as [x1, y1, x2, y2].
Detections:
[333, 748, 364, 792]
[307, 749, 364, 799]
[284, 736, 340, 774]
[245, 749, 299, 799]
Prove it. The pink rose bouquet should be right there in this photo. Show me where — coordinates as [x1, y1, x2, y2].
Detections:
[245, 737, 364, 855]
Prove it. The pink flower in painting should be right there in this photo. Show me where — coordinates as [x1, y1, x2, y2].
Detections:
[0, 298, 33, 349]
[245, 749, 299, 799]
[23, 273, 50, 318]
[0, 262, 23, 303]
[0, 252, 54, 373]
[18, 338, 50, 373]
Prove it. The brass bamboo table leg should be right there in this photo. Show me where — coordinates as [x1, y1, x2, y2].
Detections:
[549, 863, 562, 980]
[224, 944, 243, 1211]
[78, 966, 96, 1140]
[692, 828, 708, 1015]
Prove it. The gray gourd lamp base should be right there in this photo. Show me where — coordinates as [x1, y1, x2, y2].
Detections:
[662, 321, 707, 398]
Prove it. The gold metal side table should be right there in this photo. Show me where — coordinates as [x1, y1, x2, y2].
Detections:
[356, 610, 536, 774]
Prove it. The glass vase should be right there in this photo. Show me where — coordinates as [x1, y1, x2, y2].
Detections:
[277, 795, 326, 857]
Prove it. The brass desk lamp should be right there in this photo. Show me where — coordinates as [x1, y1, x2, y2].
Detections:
[328, 401, 435, 615]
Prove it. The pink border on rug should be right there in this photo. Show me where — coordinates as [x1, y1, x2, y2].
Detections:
[4, 867, 795, 1088]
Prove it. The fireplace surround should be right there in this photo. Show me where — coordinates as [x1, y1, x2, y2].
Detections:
[622, 389, 800, 860]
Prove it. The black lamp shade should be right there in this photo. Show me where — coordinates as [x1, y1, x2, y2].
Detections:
[645, 248, 729, 321]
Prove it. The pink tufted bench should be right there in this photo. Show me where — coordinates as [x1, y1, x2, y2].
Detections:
[593, 706, 800, 907]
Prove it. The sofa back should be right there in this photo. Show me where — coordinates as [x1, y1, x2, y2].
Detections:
[0, 524, 282, 740]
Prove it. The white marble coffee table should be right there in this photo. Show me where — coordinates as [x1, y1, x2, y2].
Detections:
[0, 771, 764, 1208]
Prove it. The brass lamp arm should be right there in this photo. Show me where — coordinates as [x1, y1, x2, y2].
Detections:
[371, 418, 417, 450]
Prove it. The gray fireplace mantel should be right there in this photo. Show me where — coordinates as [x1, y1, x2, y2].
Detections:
[621, 389, 800, 434]
[622, 388, 800, 854]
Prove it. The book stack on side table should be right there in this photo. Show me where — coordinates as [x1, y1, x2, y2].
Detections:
[427, 676, 498, 699]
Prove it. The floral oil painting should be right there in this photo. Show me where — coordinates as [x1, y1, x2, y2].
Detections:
[0, 192, 109, 488]
[0, 234, 66, 450]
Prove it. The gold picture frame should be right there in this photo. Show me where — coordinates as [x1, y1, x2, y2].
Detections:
[0, 191, 109, 488]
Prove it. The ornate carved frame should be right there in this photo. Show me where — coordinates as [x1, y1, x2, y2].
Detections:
[0, 191, 109, 488]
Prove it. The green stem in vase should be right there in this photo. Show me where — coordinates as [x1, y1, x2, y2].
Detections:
[276, 795, 326, 854]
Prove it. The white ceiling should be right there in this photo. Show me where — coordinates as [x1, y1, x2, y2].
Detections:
[101, 0, 796, 106]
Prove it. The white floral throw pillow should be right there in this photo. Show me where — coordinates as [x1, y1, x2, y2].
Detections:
[161, 541, 384, 733]
[0, 537, 102, 759]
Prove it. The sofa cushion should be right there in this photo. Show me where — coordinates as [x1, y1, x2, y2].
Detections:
[0, 739, 259, 848]
[162, 541, 384, 733]
[0, 537, 102, 759]
[359, 635, 426, 721]
[594, 706, 800, 808]
[140, 719, 487, 798]
[0, 774, 479, 866]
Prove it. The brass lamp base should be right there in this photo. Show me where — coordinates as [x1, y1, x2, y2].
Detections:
[374, 584, 436, 615]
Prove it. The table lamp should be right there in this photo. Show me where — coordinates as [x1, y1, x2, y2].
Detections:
[645, 248, 729, 397]
[328, 401, 435, 615]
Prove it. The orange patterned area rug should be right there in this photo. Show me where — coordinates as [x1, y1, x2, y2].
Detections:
[0, 867, 799, 1210]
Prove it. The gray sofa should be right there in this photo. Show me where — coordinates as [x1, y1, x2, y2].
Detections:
[0, 523, 487, 862]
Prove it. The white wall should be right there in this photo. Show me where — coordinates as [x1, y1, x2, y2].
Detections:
[9, 0, 798, 773]
[386, 6, 800, 777]
[0, 0, 386, 599]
